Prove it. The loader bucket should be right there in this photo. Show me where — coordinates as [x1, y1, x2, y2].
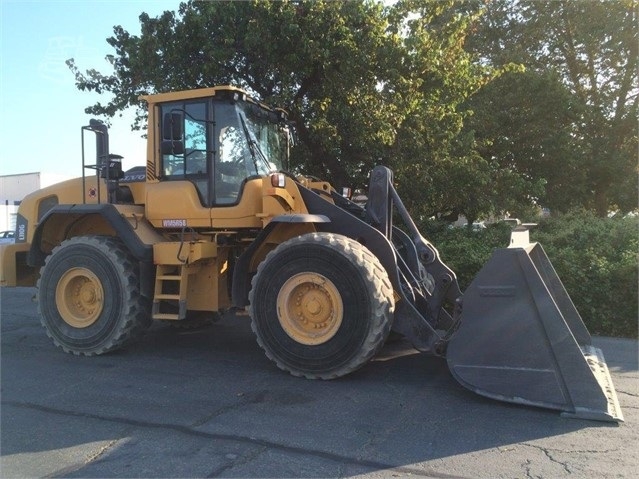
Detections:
[446, 242, 623, 422]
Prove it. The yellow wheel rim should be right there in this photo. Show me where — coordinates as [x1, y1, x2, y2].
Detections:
[55, 267, 104, 328]
[277, 272, 343, 345]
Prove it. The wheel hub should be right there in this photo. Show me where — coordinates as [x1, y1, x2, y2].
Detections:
[56, 267, 104, 328]
[277, 272, 343, 345]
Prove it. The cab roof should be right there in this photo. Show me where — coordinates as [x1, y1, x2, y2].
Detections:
[140, 85, 265, 108]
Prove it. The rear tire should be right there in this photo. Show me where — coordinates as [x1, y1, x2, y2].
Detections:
[249, 232, 394, 379]
[37, 236, 151, 355]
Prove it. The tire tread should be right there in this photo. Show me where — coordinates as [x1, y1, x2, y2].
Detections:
[38, 235, 150, 356]
[249, 232, 394, 379]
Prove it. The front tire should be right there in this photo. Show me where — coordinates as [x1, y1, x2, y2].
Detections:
[37, 236, 151, 355]
[249, 232, 394, 379]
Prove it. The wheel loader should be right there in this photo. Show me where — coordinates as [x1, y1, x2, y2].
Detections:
[0, 86, 623, 422]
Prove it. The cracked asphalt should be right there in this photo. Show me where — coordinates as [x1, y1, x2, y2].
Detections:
[1, 286, 638, 478]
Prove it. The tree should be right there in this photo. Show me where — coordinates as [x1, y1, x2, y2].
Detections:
[69, 0, 395, 187]
[67, 0, 515, 220]
[380, 0, 493, 223]
[468, 0, 638, 216]
[464, 71, 583, 216]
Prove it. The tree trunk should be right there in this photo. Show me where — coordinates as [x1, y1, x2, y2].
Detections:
[594, 187, 609, 218]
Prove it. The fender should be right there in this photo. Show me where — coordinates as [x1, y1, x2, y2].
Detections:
[28, 203, 153, 267]
[231, 213, 330, 308]
[299, 184, 446, 353]
[231, 185, 403, 309]
[298, 186, 402, 293]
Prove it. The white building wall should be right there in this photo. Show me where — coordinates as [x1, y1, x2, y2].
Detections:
[0, 204, 19, 232]
[0, 172, 72, 231]
[0, 172, 41, 202]
[0, 173, 39, 232]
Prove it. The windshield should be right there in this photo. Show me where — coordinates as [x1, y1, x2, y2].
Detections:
[239, 102, 286, 172]
[216, 102, 286, 179]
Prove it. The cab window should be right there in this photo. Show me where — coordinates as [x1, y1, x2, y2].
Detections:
[160, 101, 210, 204]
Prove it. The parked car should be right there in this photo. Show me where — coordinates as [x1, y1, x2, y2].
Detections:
[0, 230, 15, 244]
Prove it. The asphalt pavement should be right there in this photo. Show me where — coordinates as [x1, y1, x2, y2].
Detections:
[1, 286, 638, 478]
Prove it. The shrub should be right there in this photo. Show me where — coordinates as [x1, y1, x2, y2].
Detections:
[532, 211, 638, 339]
[423, 222, 511, 289]
[420, 212, 638, 338]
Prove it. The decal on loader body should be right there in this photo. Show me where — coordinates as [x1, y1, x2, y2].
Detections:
[162, 219, 187, 228]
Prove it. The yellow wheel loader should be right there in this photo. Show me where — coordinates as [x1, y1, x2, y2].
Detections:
[0, 86, 622, 422]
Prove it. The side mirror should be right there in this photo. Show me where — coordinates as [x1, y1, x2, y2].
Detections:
[163, 112, 183, 141]
[161, 140, 185, 156]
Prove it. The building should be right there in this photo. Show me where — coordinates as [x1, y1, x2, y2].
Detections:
[0, 172, 71, 232]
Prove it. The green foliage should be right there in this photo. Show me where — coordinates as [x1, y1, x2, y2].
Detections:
[382, 0, 504, 221]
[424, 212, 638, 338]
[67, 0, 525, 218]
[70, 0, 637, 221]
[533, 211, 638, 338]
[468, 0, 639, 216]
[464, 70, 582, 216]
[423, 222, 511, 289]
[68, 0, 398, 187]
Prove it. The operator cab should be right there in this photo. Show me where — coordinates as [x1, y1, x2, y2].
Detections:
[157, 88, 290, 207]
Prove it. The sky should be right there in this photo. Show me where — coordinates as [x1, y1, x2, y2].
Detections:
[0, 0, 180, 178]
